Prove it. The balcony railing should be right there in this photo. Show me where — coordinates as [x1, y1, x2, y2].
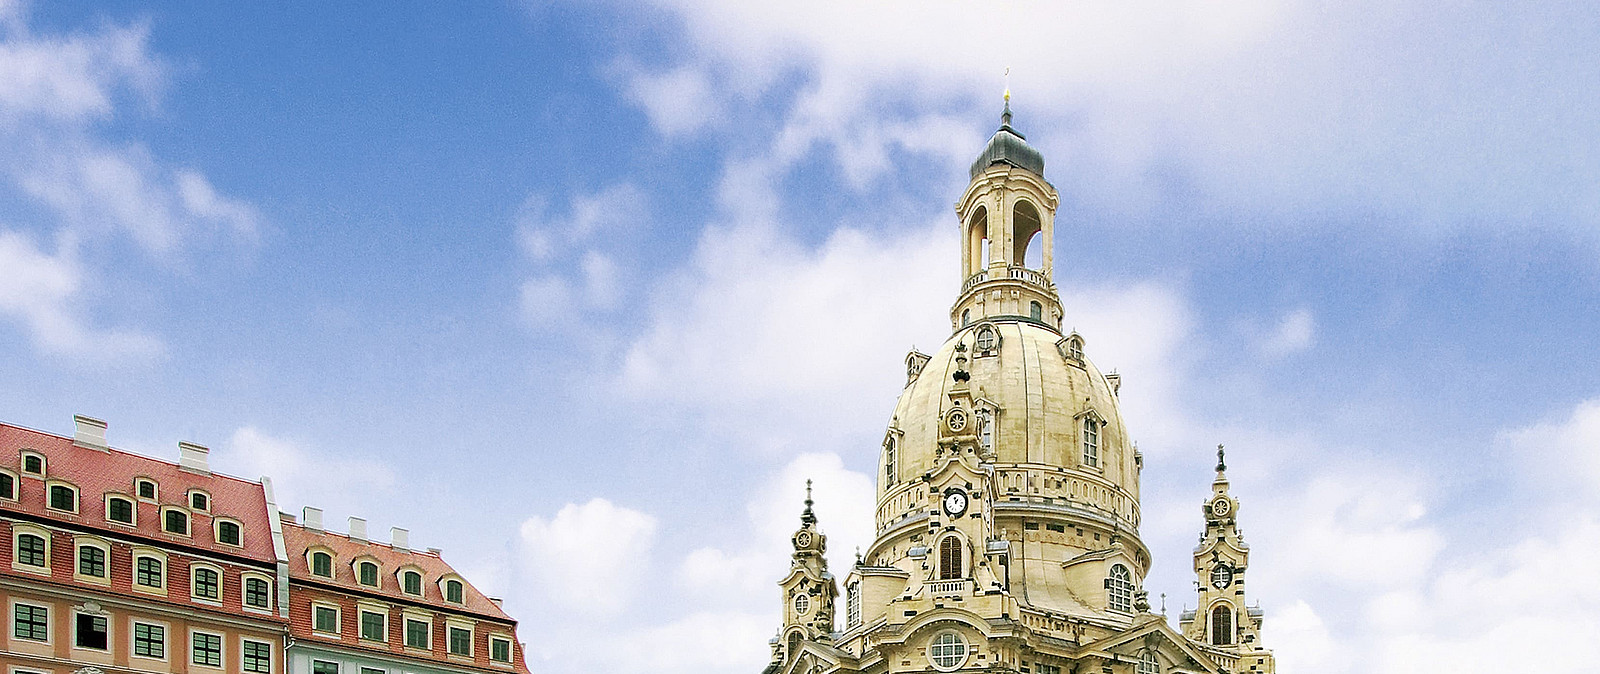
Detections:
[927, 578, 971, 597]
[962, 265, 1053, 295]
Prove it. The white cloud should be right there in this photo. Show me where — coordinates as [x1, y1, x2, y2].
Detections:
[0, 228, 161, 359]
[215, 426, 396, 520]
[1499, 397, 1600, 501]
[0, 13, 163, 122]
[515, 184, 648, 326]
[1261, 307, 1315, 357]
[621, 64, 718, 137]
[518, 498, 658, 616]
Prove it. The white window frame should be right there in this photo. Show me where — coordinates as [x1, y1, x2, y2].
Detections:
[190, 562, 225, 604]
[190, 628, 226, 669]
[214, 517, 244, 547]
[397, 566, 425, 596]
[239, 637, 273, 674]
[0, 467, 18, 501]
[444, 618, 474, 658]
[307, 547, 336, 578]
[927, 630, 969, 671]
[43, 480, 78, 514]
[240, 572, 274, 613]
[12, 524, 52, 575]
[72, 536, 111, 585]
[188, 489, 211, 512]
[11, 600, 52, 644]
[489, 635, 515, 665]
[104, 493, 137, 526]
[846, 581, 861, 628]
[1107, 563, 1133, 613]
[401, 609, 434, 651]
[311, 601, 342, 637]
[357, 604, 388, 643]
[19, 450, 46, 477]
[131, 620, 169, 662]
[134, 477, 159, 501]
[160, 506, 192, 537]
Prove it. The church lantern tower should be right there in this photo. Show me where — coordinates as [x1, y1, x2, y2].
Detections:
[1179, 447, 1277, 672]
[761, 98, 1278, 674]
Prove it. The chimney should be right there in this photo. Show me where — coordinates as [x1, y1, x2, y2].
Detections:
[348, 517, 367, 541]
[489, 597, 504, 608]
[303, 507, 324, 531]
[178, 442, 210, 475]
[73, 415, 108, 451]
[280, 512, 298, 525]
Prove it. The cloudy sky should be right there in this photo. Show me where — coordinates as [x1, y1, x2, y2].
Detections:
[3, 1, 1598, 671]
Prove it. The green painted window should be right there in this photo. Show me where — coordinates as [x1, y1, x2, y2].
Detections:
[311, 551, 333, 577]
[446, 579, 463, 603]
[108, 497, 134, 523]
[13, 604, 47, 641]
[191, 492, 208, 510]
[22, 455, 42, 474]
[358, 561, 378, 586]
[314, 606, 339, 633]
[360, 611, 385, 641]
[164, 509, 188, 535]
[0, 473, 13, 498]
[218, 521, 241, 545]
[242, 639, 271, 673]
[449, 626, 471, 655]
[193, 567, 219, 600]
[16, 533, 45, 567]
[245, 577, 271, 608]
[48, 485, 75, 511]
[403, 570, 422, 595]
[78, 545, 106, 577]
[136, 557, 163, 587]
[193, 632, 222, 667]
[313, 661, 339, 674]
[491, 637, 512, 663]
[405, 618, 429, 649]
[134, 623, 165, 658]
[137, 479, 156, 499]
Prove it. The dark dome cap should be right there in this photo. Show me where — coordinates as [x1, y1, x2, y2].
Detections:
[969, 100, 1045, 180]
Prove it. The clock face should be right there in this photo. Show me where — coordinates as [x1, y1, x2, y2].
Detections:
[1211, 564, 1234, 589]
[943, 491, 968, 517]
[796, 532, 812, 548]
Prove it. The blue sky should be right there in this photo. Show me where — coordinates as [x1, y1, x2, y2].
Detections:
[3, 1, 1599, 671]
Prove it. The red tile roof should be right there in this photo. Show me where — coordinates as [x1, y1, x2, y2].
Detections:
[282, 520, 514, 622]
[0, 421, 278, 564]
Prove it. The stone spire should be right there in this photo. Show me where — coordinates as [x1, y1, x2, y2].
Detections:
[1180, 445, 1275, 672]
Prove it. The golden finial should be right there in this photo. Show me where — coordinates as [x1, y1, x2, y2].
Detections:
[1003, 67, 1011, 102]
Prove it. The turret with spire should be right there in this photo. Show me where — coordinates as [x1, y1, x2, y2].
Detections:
[768, 481, 839, 670]
[1180, 445, 1277, 671]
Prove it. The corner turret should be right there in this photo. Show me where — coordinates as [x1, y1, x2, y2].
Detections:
[1179, 445, 1277, 672]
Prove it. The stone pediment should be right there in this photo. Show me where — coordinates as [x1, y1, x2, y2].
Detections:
[1080, 615, 1223, 674]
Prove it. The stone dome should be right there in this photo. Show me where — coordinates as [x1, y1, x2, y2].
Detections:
[880, 319, 1141, 533]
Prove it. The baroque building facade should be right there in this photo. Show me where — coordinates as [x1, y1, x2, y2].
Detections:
[763, 102, 1277, 674]
[0, 416, 529, 674]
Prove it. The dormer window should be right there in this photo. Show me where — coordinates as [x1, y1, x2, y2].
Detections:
[883, 436, 898, 487]
[47, 483, 77, 512]
[310, 551, 333, 577]
[136, 478, 157, 500]
[975, 325, 997, 352]
[21, 452, 44, 475]
[217, 520, 242, 546]
[163, 508, 190, 536]
[402, 570, 423, 596]
[445, 578, 464, 604]
[1069, 336, 1083, 360]
[1107, 564, 1133, 613]
[0, 471, 13, 499]
[107, 496, 135, 523]
[357, 561, 379, 587]
[190, 490, 210, 511]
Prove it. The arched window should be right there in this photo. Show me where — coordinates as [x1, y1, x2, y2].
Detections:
[786, 631, 801, 661]
[884, 436, 897, 487]
[846, 582, 861, 628]
[1138, 649, 1160, 674]
[402, 570, 423, 595]
[311, 551, 333, 577]
[938, 536, 963, 580]
[1211, 605, 1234, 645]
[136, 556, 163, 588]
[1068, 336, 1084, 360]
[193, 566, 220, 600]
[1012, 200, 1042, 268]
[962, 309, 971, 326]
[163, 508, 189, 535]
[357, 561, 379, 587]
[1106, 564, 1134, 612]
[1029, 301, 1043, 321]
[976, 409, 994, 455]
[1082, 417, 1100, 467]
[446, 578, 464, 603]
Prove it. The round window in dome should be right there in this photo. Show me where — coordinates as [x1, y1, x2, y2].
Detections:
[793, 593, 810, 615]
[928, 631, 968, 670]
[975, 326, 997, 351]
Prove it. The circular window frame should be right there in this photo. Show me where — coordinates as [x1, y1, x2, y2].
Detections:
[927, 630, 969, 671]
[947, 409, 968, 433]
